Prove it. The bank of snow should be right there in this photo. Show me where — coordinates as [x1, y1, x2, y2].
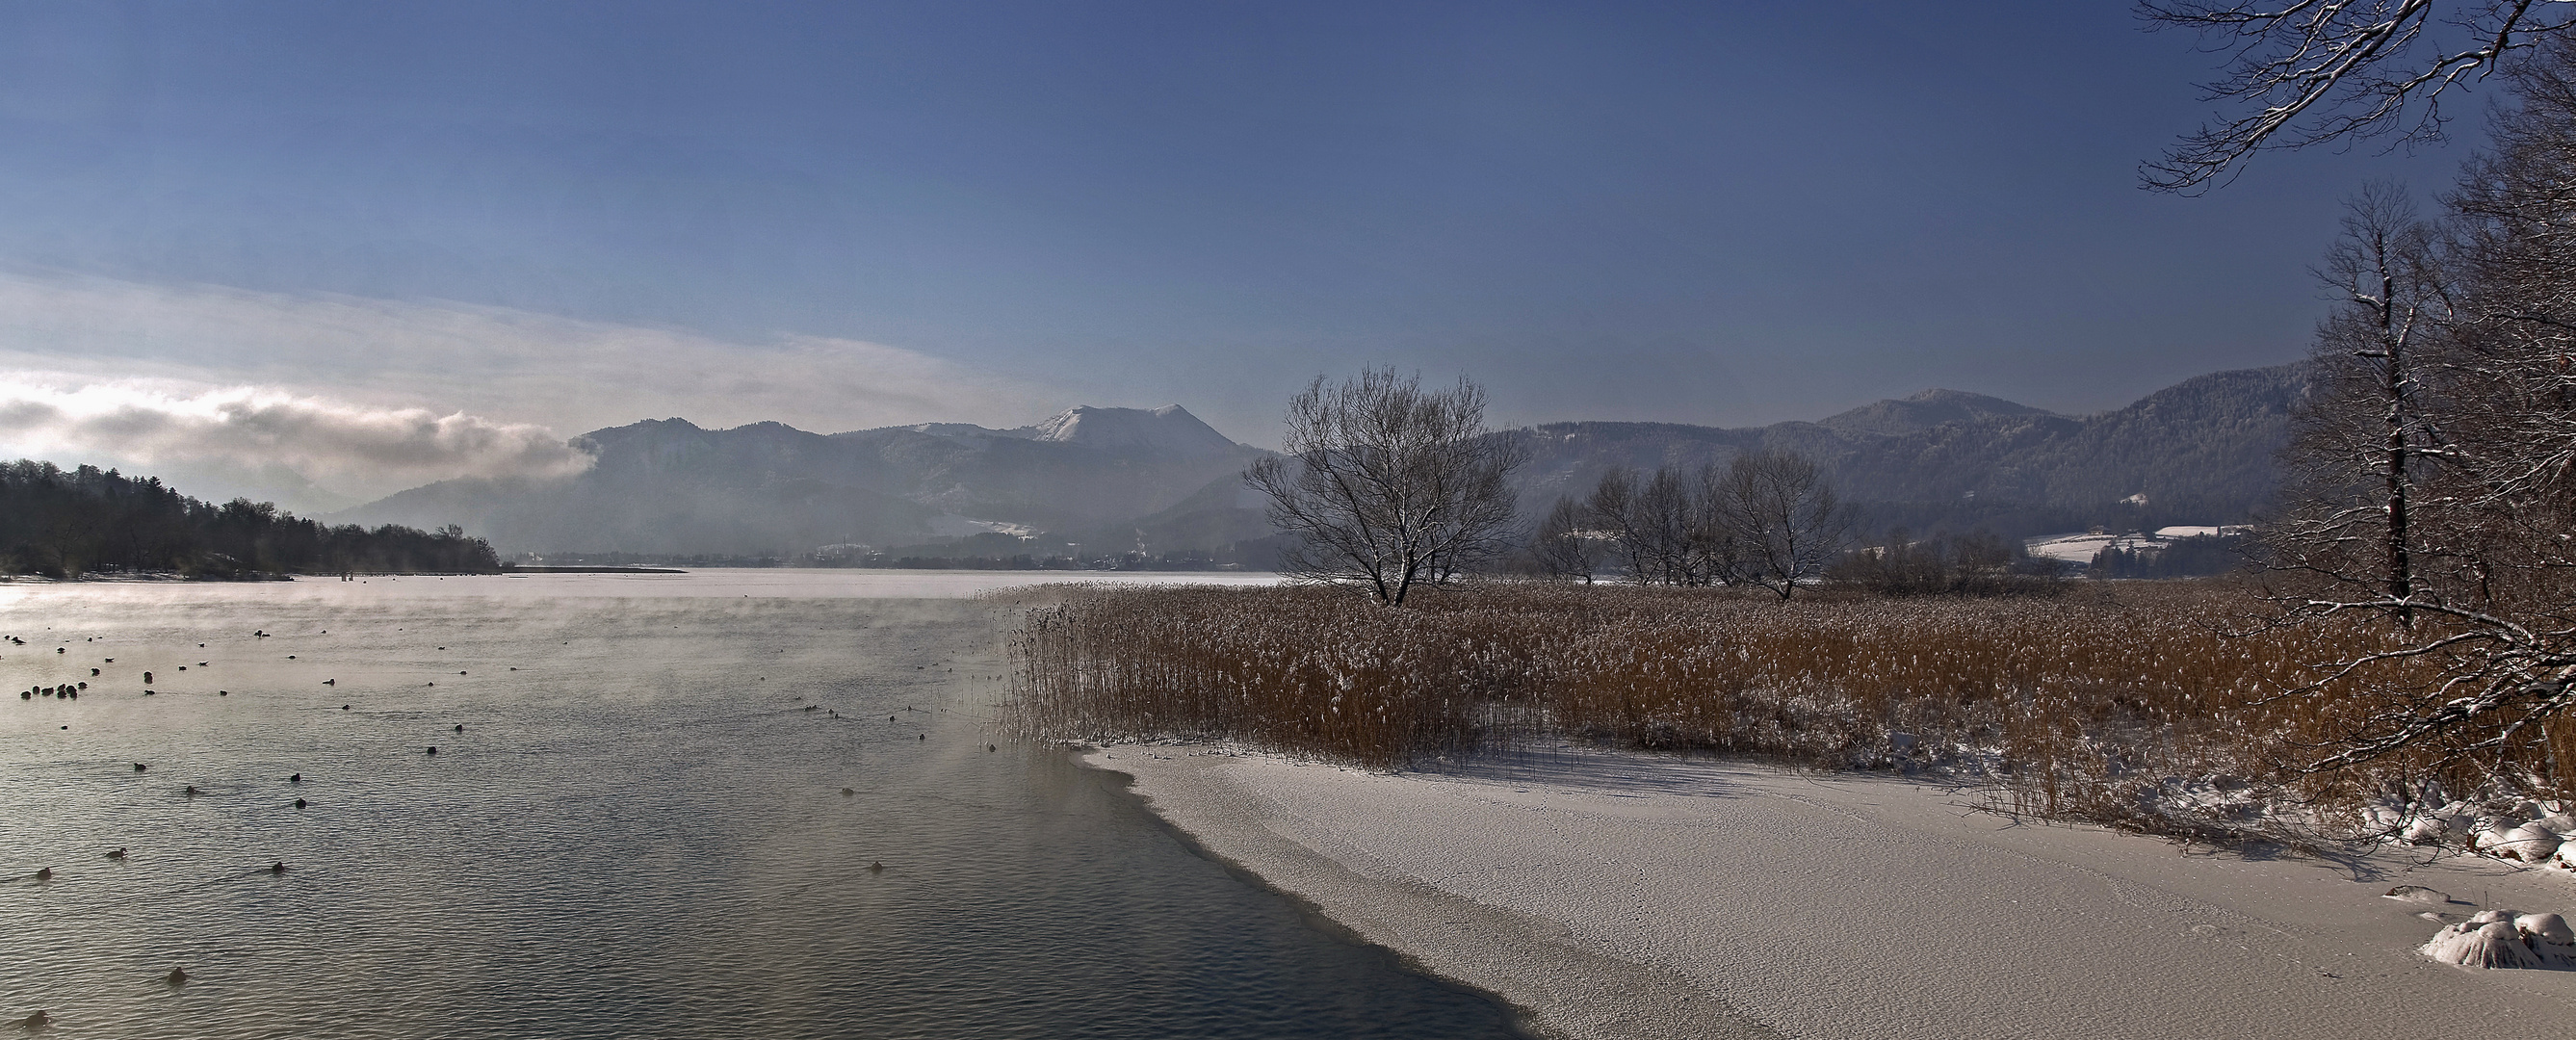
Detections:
[1086, 743, 2576, 1040]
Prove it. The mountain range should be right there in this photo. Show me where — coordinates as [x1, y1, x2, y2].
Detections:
[1510, 364, 2306, 542]
[335, 404, 1262, 557]
[332, 363, 2308, 559]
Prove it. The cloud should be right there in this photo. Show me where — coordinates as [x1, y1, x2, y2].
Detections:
[0, 270, 1068, 505]
[0, 271, 1060, 438]
[0, 381, 596, 494]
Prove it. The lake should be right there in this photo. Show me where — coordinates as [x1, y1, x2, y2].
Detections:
[0, 571, 1522, 1038]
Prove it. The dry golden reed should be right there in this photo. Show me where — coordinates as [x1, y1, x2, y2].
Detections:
[1002, 581, 2565, 831]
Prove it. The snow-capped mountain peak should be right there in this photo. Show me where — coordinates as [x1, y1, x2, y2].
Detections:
[1022, 404, 1240, 457]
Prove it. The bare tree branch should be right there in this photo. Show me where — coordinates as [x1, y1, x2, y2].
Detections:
[2255, 57, 2576, 774]
[2142, 1, 2573, 192]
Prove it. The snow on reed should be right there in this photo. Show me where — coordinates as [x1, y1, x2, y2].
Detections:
[1002, 582, 2570, 837]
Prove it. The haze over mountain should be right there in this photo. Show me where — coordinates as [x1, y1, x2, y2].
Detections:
[334, 364, 2305, 559]
[333, 405, 1262, 556]
[1811, 389, 2058, 438]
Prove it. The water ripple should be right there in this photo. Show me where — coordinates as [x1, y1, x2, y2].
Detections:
[0, 584, 1518, 1039]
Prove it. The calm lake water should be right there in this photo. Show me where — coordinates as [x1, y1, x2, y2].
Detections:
[0, 571, 1522, 1038]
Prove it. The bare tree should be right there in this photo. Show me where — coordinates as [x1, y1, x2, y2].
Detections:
[1635, 465, 1702, 585]
[2269, 183, 2456, 626]
[1832, 527, 2061, 596]
[2258, 50, 2576, 770]
[1585, 466, 1654, 585]
[1689, 460, 1748, 586]
[2141, 10, 2576, 771]
[1245, 369, 1528, 606]
[1528, 495, 1600, 583]
[2141, 2, 2576, 192]
[1711, 449, 1852, 599]
[1572, 463, 1745, 586]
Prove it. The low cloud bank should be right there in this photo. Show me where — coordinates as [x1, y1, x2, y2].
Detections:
[0, 271, 1071, 508]
[0, 273, 1061, 437]
[0, 382, 595, 498]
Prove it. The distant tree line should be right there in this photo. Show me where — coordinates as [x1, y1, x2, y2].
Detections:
[1250, 372, 2244, 602]
[1523, 455, 2114, 596]
[1852, 490, 2268, 553]
[0, 460, 501, 578]
[2088, 534, 2247, 581]
[795, 532, 1281, 571]
[1527, 450, 1854, 598]
[520, 551, 785, 568]
[1830, 528, 2069, 596]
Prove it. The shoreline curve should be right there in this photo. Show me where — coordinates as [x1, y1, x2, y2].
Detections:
[1081, 742, 2576, 1040]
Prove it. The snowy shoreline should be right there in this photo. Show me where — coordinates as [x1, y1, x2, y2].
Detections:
[1083, 743, 2576, 1040]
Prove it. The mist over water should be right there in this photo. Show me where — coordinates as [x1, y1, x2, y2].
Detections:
[0, 572, 1518, 1038]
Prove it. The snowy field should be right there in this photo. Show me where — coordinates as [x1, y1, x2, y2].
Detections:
[2023, 526, 2253, 566]
[1089, 743, 2576, 1039]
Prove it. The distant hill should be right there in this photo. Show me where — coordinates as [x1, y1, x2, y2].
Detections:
[1056, 364, 2308, 559]
[1514, 364, 2307, 540]
[334, 405, 1265, 556]
[1057, 474, 1282, 562]
[339, 365, 2307, 558]
[1815, 388, 2058, 438]
[2, 460, 499, 578]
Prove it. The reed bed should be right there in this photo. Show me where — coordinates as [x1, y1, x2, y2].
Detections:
[1002, 582, 2567, 840]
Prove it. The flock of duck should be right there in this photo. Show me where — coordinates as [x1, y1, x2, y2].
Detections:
[10, 621, 942, 1030]
[2, 620, 974, 1034]
[6, 630, 380, 1024]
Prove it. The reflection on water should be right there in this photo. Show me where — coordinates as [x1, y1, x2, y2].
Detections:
[0, 573, 1520, 1038]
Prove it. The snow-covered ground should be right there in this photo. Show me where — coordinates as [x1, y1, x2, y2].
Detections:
[924, 513, 1040, 538]
[2024, 525, 2252, 566]
[2025, 532, 2133, 564]
[1087, 743, 2576, 1039]
[2153, 525, 2252, 539]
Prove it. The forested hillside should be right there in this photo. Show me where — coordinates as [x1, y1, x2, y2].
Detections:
[0, 460, 501, 578]
[1514, 364, 2305, 540]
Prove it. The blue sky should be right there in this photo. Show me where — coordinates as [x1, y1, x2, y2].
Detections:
[0, 1, 2476, 506]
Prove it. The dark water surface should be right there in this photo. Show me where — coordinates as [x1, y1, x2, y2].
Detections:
[0, 573, 1522, 1038]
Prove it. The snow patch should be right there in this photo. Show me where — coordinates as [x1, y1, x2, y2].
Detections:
[2152, 525, 2252, 539]
[925, 514, 1038, 539]
[2421, 911, 2576, 970]
[2023, 526, 2251, 568]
